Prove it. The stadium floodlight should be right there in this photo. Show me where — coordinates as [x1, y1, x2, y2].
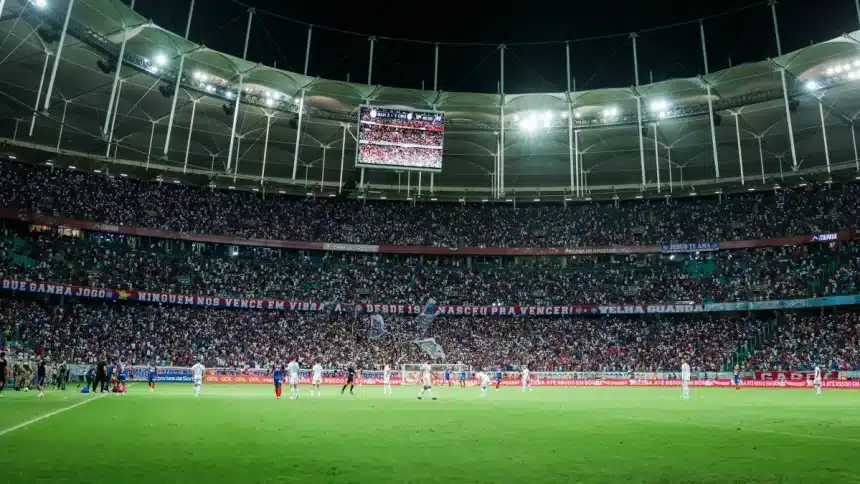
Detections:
[380, 196, 387, 200]
[602, 106, 619, 118]
[173, 180, 180, 184]
[481, 199, 488, 202]
[68, 165, 76, 169]
[265, 98, 274, 107]
[561, 111, 568, 118]
[225, 91, 234, 99]
[120, 173, 128, 177]
[154, 53, 168, 66]
[650, 100, 669, 112]
[93, 169, 101, 173]
[825, 67, 835, 75]
[252, 188, 259, 192]
[533, 198, 540, 202]
[573, 110, 581, 118]
[193, 71, 208, 81]
[843, 63, 851, 71]
[278, 190, 286, 194]
[45, 161, 53, 166]
[520, 115, 537, 132]
[430, 197, 437, 201]
[505, 199, 512, 202]
[805, 81, 821, 91]
[204, 85, 215, 93]
[635, 195, 643, 199]
[584, 197, 592, 201]
[328, 193, 336, 197]
[30, 0, 47, 8]
[228, 186, 235, 189]
[748, 187, 755, 192]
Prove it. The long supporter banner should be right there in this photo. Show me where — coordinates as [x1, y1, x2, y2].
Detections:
[1, 208, 855, 256]
[4, 278, 860, 315]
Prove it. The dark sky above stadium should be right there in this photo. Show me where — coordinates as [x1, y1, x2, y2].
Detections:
[133, 0, 856, 93]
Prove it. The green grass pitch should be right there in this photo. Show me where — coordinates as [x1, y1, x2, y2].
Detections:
[1, 383, 859, 483]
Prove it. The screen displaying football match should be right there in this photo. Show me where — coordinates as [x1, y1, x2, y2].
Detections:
[356, 106, 445, 171]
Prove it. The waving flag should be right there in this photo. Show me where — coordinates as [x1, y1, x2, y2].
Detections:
[368, 314, 386, 340]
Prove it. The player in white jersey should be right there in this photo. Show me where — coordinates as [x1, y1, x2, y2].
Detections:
[417, 363, 437, 400]
[477, 372, 491, 397]
[680, 359, 691, 400]
[813, 365, 822, 396]
[311, 361, 323, 397]
[287, 359, 300, 399]
[521, 366, 532, 392]
[382, 362, 393, 396]
[191, 361, 205, 397]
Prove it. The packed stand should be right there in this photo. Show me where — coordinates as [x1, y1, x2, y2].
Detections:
[744, 313, 860, 371]
[2, 161, 859, 248]
[0, 298, 772, 372]
[1, 229, 858, 305]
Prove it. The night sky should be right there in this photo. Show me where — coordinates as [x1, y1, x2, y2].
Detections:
[132, 0, 857, 93]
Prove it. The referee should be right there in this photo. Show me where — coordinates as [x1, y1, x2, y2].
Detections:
[94, 359, 107, 393]
[340, 365, 357, 396]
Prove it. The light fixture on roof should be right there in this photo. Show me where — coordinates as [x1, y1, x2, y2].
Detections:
[564, 198, 571, 201]
[193, 71, 207, 81]
[120, 173, 128, 177]
[205, 85, 215, 93]
[306, 192, 314, 196]
[690, 191, 697, 196]
[798, 182, 807, 187]
[430, 197, 437, 201]
[68, 165, 76, 169]
[278, 190, 286, 194]
[481, 199, 488, 202]
[635, 195, 643, 199]
[154, 53, 167, 66]
[505, 199, 512, 202]
[649, 100, 669, 112]
[173, 180, 180, 184]
[542, 111, 553, 128]
[520, 114, 537, 132]
[406, 197, 412, 201]
[584, 197, 592, 201]
[228, 185, 235, 189]
[8, 155, 15, 160]
[225, 91, 235, 99]
[265, 98, 274, 107]
[747, 187, 755, 191]
[45, 161, 53, 166]
[328, 193, 336, 197]
[252, 188, 259, 191]
[573, 110, 581, 119]
[601, 106, 619, 118]
[843, 63, 851, 71]
[826, 67, 835, 75]
[533, 198, 540, 202]
[805, 80, 821, 91]
[273, 92, 281, 100]
[30, 0, 47, 9]
[93, 169, 101, 173]
[380, 196, 387, 200]
[561, 111, 569, 119]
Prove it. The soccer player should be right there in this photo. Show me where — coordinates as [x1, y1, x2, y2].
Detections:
[522, 365, 531, 392]
[733, 365, 742, 391]
[813, 365, 822, 396]
[287, 358, 300, 399]
[148, 363, 158, 391]
[680, 358, 691, 400]
[341, 365, 356, 396]
[494, 367, 503, 392]
[95, 359, 107, 393]
[36, 360, 47, 399]
[117, 363, 128, 394]
[0, 351, 7, 398]
[444, 367, 452, 387]
[84, 364, 94, 392]
[459, 367, 466, 388]
[476, 371, 491, 397]
[272, 359, 285, 400]
[417, 362, 437, 400]
[383, 362, 392, 396]
[191, 360, 205, 397]
[311, 361, 323, 397]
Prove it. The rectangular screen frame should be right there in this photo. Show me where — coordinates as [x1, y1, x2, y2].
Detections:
[354, 104, 444, 173]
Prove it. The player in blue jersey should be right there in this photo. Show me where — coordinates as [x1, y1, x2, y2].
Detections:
[459, 368, 467, 388]
[148, 363, 158, 392]
[733, 365, 742, 391]
[272, 359, 285, 400]
[116, 363, 128, 394]
[444, 367, 452, 387]
[495, 367, 503, 392]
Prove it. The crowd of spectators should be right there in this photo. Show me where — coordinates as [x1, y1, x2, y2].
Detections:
[360, 109, 444, 131]
[3, 161, 858, 248]
[359, 125, 443, 146]
[0, 298, 777, 372]
[357, 144, 442, 169]
[745, 313, 860, 371]
[1, 230, 857, 305]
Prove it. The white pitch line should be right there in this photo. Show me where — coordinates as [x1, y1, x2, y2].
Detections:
[0, 394, 105, 437]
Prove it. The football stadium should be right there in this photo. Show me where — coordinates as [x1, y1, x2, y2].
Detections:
[1, 0, 860, 482]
